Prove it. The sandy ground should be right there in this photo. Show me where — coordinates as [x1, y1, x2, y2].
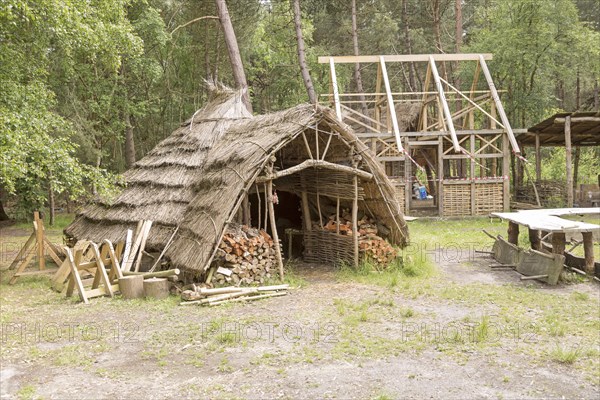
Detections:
[1, 225, 599, 399]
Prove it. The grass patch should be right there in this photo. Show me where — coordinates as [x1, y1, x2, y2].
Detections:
[16, 385, 38, 400]
[336, 255, 435, 287]
[549, 346, 581, 364]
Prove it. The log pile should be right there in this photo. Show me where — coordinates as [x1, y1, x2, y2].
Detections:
[180, 284, 289, 306]
[320, 211, 398, 265]
[211, 224, 279, 285]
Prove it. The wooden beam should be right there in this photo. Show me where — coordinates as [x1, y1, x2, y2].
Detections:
[318, 53, 493, 64]
[352, 175, 359, 268]
[267, 180, 284, 282]
[329, 58, 342, 120]
[379, 56, 403, 152]
[554, 116, 600, 124]
[429, 56, 460, 151]
[479, 55, 520, 154]
[256, 159, 373, 182]
[565, 115, 573, 207]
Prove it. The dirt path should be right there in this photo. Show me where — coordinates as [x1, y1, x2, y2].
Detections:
[1, 243, 599, 399]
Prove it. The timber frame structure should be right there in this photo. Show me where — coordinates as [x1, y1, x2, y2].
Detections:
[318, 54, 524, 217]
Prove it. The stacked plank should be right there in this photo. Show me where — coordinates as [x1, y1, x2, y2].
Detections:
[320, 212, 398, 265]
[180, 284, 289, 306]
[212, 224, 279, 285]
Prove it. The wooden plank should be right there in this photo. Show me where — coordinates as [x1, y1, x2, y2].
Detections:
[429, 56, 459, 151]
[517, 250, 564, 285]
[90, 243, 114, 297]
[133, 221, 153, 272]
[122, 221, 148, 272]
[329, 58, 342, 120]
[8, 250, 37, 285]
[85, 284, 120, 299]
[8, 232, 35, 270]
[121, 229, 133, 266]
[565, 116, 573, 207]
[479, 55, 520, 153]
[34, 212, 45, 270]
[103, 240, 124, 281]
[65, 247, 89, 304]
[267, 180, 284, 281]
[44, 239, 63, 266]
[379, 56, 403, 151]
[318, 53, 493, 64]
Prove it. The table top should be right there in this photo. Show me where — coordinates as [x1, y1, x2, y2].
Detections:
[491, 208, 600, 233]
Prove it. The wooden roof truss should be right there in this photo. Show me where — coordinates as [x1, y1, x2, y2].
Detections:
[319, 54, 521, 156]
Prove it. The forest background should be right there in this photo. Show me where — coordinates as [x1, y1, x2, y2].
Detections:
[1, 0, 599, 221]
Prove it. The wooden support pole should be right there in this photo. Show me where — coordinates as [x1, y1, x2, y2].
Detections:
[528, 228, 541, 251]
[535, 133, 541, 181]
[267, 179, 284, 282]
[565, 116, 573, 207]
[352, 175, 359, 268]
[438, 136, 444, 216]
[507, 222, 519, 245]
[502, 135, 510, 211]
[34, 212, 45, 270]
[582, 232, 595, 275]
[552, 232, 566, 255]
[470, 134, 476, 215]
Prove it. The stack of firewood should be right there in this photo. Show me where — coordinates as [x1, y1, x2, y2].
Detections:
[211, 224, 279, 285]
[180, 284, 289, 306]
[319, 211, 398, 265]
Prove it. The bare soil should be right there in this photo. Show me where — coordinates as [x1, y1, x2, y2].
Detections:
[1, 224, 599, 400]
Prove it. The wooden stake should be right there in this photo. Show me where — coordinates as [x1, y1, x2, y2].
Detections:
[34, 212, 45, 270]
[582, 232, 595, 275]
[565, 116, 573, 207]
[507, 222, 519, 245]
[352, 175, 359, 268]
[267, 179, 284, 281]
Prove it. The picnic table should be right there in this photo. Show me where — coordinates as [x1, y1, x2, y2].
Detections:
[491, 208, 600, 275]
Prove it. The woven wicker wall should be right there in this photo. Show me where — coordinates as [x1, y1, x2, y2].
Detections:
[443, 183, 471, 216]
[303, 230, 354, 265]
[474, 182, 503, 215]
[389, 178, 406, 213]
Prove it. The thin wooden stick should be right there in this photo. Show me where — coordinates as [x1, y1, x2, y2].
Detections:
[267, 179, 285, 282]
[149, 225, 179, 273]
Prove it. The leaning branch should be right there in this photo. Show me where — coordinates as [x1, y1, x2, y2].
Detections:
[171, 16, 219, 35]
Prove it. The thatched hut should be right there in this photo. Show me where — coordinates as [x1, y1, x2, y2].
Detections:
[65, 86, 408, 280]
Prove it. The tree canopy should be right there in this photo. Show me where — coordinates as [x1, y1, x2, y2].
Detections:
[1, 0, 598, 219]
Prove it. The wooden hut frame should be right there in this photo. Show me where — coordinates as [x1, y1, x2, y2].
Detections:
[65, 85, 408, 280]
[318, 54, 525, 217]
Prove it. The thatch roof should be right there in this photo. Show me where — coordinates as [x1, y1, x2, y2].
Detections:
[65, 86, 408, 275]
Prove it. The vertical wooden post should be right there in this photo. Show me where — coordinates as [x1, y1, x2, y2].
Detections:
[507, 222, 519, 245]
[34, 211, 45, 270]
[552, 232, 566, 255]
[528, 228, 541, 251]
[267, 180, 284, 282]
[470, 134, 476, 216]
[438, 136, 444, 216]
[404, 137, 411, 213]
[574, 147, 580, 201]
[502, 133, 510, 211]
[565, 116, 573, 207]
[352, 175, 359, 268]
[301, 191, 312, 258]
[535, 133, 541, 181]
[582, 232, 595, 275]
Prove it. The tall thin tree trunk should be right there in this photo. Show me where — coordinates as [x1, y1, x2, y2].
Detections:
[125, 112, 136, 168]
[401, 0, 416, 90]
[351, 0, 367, 115]
[292, 0, 316, 104]
[214, 0, 252, 112]
[432, 0, 446, 79]
[454, 0, 463, 116]
[576, 68, 580, 110]
[593, 79, 598, 111]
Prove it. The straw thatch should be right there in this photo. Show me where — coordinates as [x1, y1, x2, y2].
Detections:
[65, 85, 408, 275]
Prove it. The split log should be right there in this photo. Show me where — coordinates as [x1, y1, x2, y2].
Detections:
[119, 275, 145, 299]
